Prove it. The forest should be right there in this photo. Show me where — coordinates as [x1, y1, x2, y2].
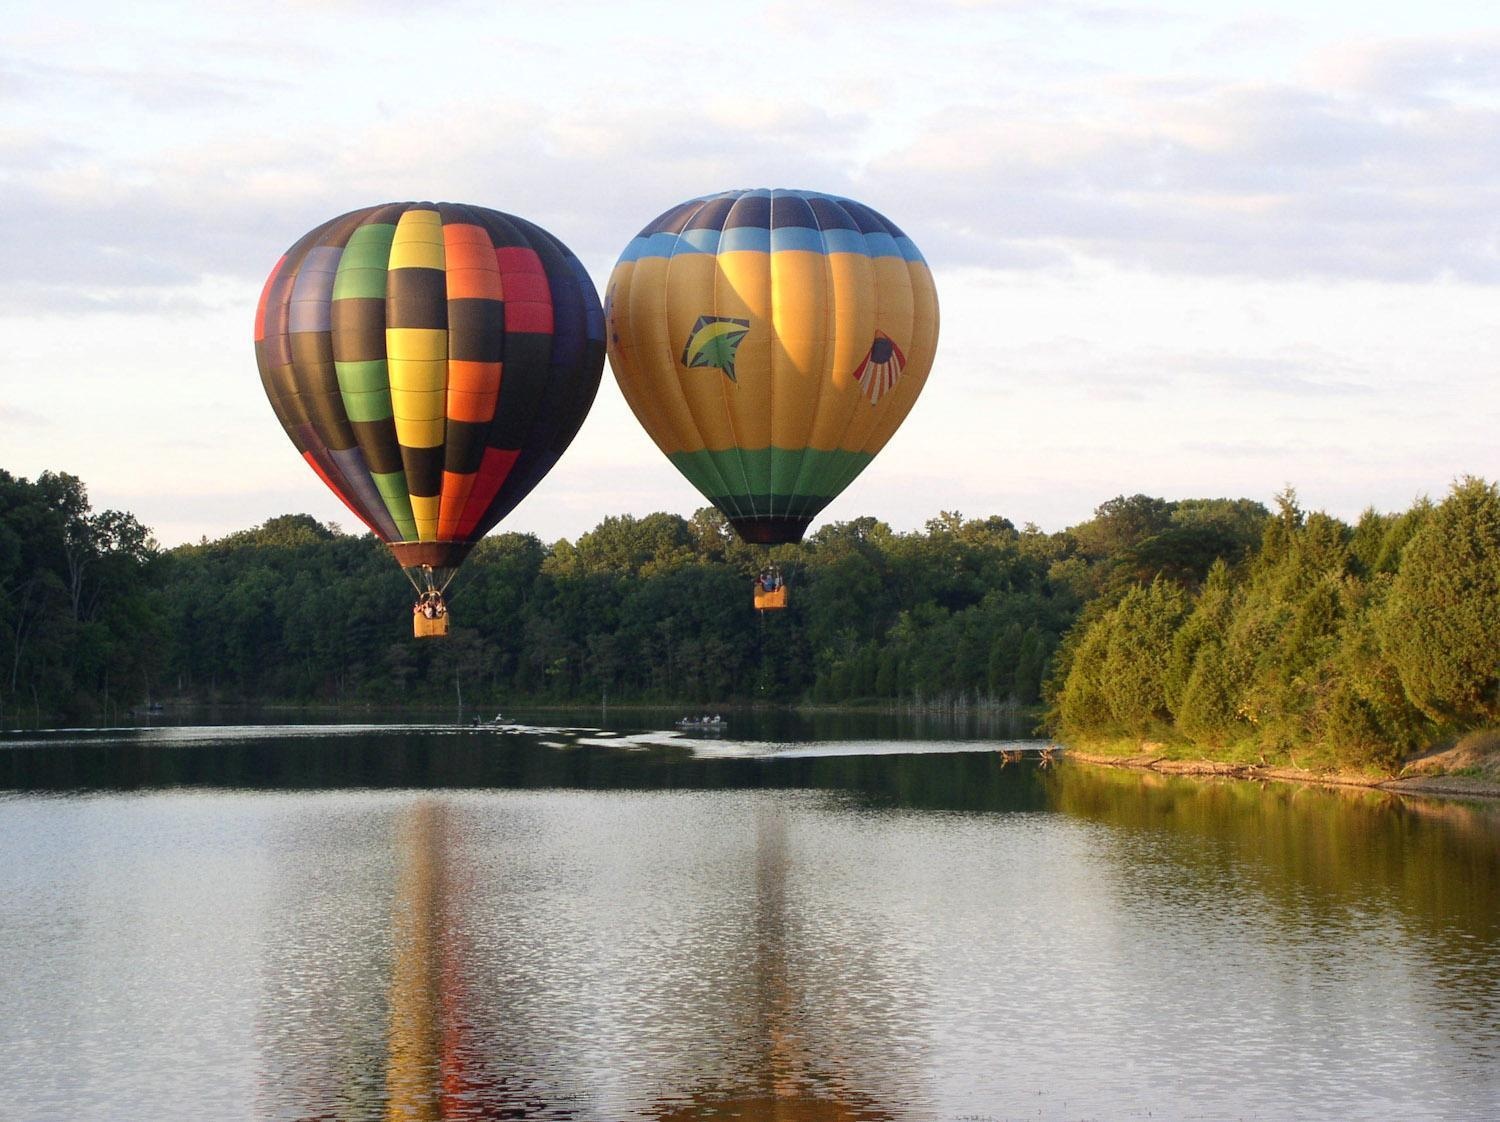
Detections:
[1052, 478, 1500, 771]
[3, 466, 1497, 774]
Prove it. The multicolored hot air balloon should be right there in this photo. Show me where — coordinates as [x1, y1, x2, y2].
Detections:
[605, 188, 939, 547]
[255, 202, 604, 633]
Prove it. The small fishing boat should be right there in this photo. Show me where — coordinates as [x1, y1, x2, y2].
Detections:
[676, 715, 727, 730]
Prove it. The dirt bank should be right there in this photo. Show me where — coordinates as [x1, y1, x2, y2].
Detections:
[1062, 729, 1500, 801]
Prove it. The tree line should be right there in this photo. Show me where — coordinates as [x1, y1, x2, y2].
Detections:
[1051, 480, 1500, 771]
[153, 505, 1087, 714]
[4, 466, 1496, 775]
[4, 469, 1204, 724]
[0, 471, 158, 728]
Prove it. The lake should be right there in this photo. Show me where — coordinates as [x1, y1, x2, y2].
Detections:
[1, 715, 1497, 1121]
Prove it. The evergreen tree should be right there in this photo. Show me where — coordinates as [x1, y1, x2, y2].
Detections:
[1379, 478, 1500, 726]
[1098, 579, 1189, 734]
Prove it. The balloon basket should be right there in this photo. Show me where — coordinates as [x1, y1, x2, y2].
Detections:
[754, 586, 788, 611]
[413, 612, 450, 638]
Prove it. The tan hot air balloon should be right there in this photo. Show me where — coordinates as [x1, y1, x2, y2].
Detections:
[605, 188, 939, 556]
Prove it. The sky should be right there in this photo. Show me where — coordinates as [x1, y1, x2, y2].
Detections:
[2, 0, 1498, 547]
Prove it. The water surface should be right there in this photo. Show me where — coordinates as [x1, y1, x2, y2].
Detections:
[1, 722, 1496, 1120]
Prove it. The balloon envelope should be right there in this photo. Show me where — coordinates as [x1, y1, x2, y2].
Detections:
[605, 188, 939, 544]
[254, 202, 604, 576]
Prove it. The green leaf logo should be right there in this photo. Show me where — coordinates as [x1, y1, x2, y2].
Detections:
[682, 315, 751, 382]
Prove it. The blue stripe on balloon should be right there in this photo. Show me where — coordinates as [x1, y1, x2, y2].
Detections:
[329, 445, 400, 541]
[895, 236, 927, 264]
[615, 236, 650, 264]
[618, 192, 930, 265]
[678, 227, 722, 254]
[618, 231, 683, 263]
[820, 228, 868, 255]
[770, 226, 825, 253]
[288, 245, 341, 332]
[720, 226, 771, 253]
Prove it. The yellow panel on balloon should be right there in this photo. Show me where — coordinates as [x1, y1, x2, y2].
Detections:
[808, 252, 877, 452]
[605, 263, 670, 454]
[867, 263, 940, 452]
[714, 251, 772, 450]
[626, 256, 705, 455]
[409, 494, 441, 541]
[841, 257, 916, 454]
[768, 249, 828, 452]
[388, 210, 444, 271]
[666, 253, 739, 452]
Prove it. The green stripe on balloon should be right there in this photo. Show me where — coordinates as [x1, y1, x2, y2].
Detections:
[771, 447, 804, 495]
[340, 388, 394, 424]
[336, 358, 390, 395]
[372, 470, 418, 540]
[332, 224, 396, 300]
[668, 448, 873, 505]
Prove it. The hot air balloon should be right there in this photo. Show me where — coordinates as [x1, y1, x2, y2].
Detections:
[254, 202, 604, 635]
[605, 189, 938, 608]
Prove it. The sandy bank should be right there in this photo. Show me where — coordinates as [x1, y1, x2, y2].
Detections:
[1062, 742, 1500, 802]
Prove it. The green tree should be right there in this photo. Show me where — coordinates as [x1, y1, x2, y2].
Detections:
[1097, 579, 1189, 734]
[1378, 477, 1500, 726]
[1057, 619, 1114, 737]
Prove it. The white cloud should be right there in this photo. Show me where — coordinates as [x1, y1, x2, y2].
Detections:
[8, 24, 1500, 312]
[0, 403, 54, 427]
[881, 64, 1500, 281]
[1311, 33, 1500, 100]
[4, 5, 1500, 545]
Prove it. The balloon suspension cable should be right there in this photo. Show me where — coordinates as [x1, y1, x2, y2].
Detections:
[404, 564, 459, 599]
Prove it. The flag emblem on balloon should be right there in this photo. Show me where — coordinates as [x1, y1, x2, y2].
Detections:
[853, 331, 906, 404]
[683, 315, 751, 382]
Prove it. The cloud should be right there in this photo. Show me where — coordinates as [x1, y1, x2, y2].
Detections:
[880, 64, 1500, 282]
[0, 125, 85, 169]
[0, 50, 284, 112]
[992, 343, 1380, 402]
[1312, 34, 1500, 101]
[1196, 14, 1302, 58]
[1179, 439, 1303, 459]
[0, 404, 55, 427]
[0, 91, 876, 312]
[7, 23, 1500, 318]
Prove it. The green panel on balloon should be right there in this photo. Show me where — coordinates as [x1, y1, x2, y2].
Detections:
[332, 225, 396, 300]
[669, 448, 874, 509]
[372, 471, 419, 540]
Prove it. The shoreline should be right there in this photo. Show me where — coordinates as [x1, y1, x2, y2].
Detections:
[11, 698, 1496, 803]
[1061, 747, 1500, 801]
